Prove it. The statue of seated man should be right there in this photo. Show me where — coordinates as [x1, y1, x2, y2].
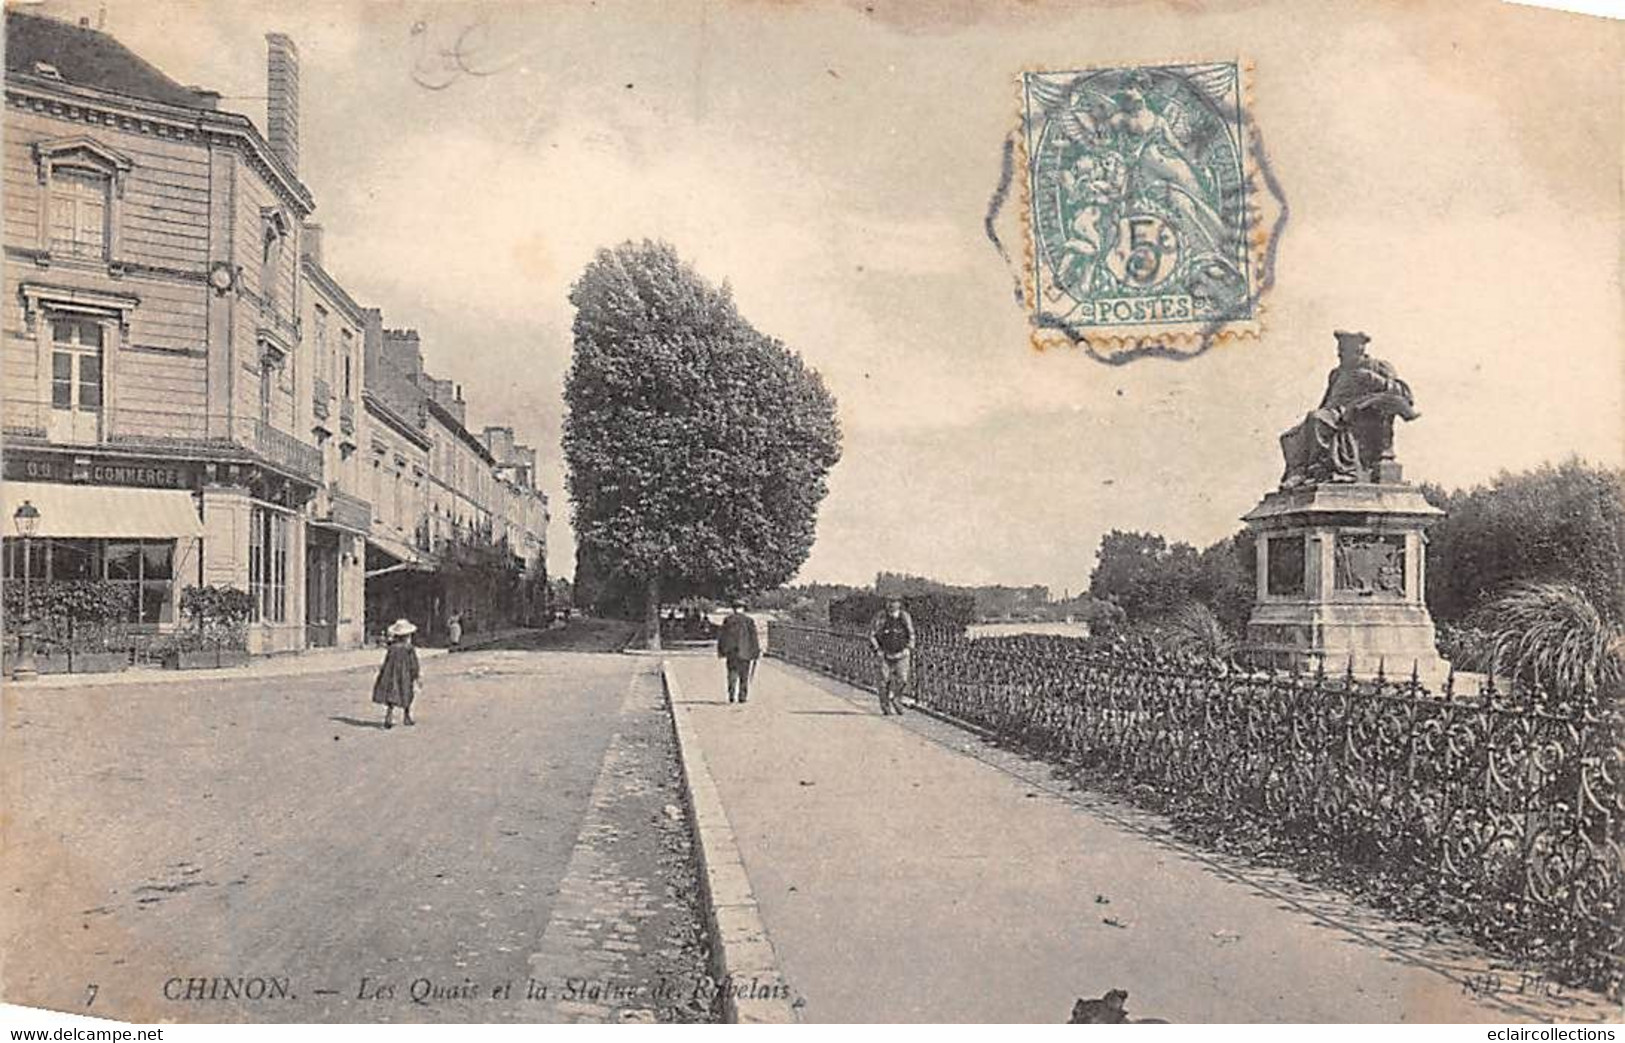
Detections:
[1279, 330, 1420, 488]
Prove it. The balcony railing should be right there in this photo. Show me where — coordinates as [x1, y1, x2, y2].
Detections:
[313, 377, 332, 421]
[3, 400, 324, 484]
[235, 417, 324, 481]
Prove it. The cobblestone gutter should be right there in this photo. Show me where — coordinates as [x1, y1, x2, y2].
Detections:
[522, 661, 719, 1022]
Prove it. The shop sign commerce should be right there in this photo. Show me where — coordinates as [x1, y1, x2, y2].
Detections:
[5, 453, 196, 489]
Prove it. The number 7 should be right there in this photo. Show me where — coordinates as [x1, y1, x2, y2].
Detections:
[85, 983, 98, 1007]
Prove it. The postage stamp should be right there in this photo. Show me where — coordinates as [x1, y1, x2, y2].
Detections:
[1020, 61, 1277, 357]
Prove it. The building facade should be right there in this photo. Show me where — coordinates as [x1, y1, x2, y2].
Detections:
[359, 392, 432, 638]
[482, 424, 549, 588]
[2, 13, 320, 654]
[3, 10, 550, 660]
[297, 226, 368, 648]
[361, 325, 550, 639]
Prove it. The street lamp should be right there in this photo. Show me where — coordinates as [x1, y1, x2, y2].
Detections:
[11, 500, 40, 682]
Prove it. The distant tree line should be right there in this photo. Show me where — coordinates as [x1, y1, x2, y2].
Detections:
[872, 572, 1057, 620]
[829, 591, 976, 634]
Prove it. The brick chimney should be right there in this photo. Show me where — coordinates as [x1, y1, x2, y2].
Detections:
[382, 329, 424, 382]
[265, 33, 299, 175]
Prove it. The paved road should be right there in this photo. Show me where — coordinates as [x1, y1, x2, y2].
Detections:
[1, 644, 710, 1023]
[667, 655, 1619, 1024]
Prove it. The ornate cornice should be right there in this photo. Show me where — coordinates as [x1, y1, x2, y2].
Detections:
[362, 391, 433, 452]
[18, 280, 140, 333]
[32, 134, 133, 178]
[256, 322, 295, 358]
[300, 257, 368, 328]
[5, 75, 315, 215]
[424, 395, 497, 466]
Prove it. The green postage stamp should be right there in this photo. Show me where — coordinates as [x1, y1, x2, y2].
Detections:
[1021, 61, 1279, 357]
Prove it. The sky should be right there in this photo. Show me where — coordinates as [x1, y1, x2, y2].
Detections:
[31, 0, 1623, 593]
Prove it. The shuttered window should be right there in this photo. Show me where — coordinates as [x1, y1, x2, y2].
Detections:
[49, 169, 109, 258]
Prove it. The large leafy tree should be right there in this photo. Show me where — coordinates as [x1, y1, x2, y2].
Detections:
[563, 240, 842, 647]
[1083, 528, 1255, 635]
[1422, 459, 1625, 626]
[1087, 530, 1203, 623]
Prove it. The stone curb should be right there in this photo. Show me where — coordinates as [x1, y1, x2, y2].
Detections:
[659, 660, 798, 1024]
[13, 647, 450, 690]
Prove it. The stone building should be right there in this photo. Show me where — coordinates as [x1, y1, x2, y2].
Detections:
[298, 224, 368, 648]
[357, 309, 431, 639]
[2, 10, 550, 660]
[483, 424, 549, 585]
[1, 11, 320, 654]
[361, 325, 550, 638]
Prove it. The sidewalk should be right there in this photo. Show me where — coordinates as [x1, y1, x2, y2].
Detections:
[8, 625, 553, 691]
[14, 644, 447, 691]
[665, 656, 1618, 1024]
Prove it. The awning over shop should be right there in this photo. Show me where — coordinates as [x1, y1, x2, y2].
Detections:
[309, 517, 366, 536]
[1, 481, 203, 539]
[364, 535, 431, 578]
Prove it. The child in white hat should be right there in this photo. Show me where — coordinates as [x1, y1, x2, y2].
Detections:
[372, 618, 421, 728]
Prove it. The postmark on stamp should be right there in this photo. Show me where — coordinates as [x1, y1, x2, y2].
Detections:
[1019, 61, 1281, 358]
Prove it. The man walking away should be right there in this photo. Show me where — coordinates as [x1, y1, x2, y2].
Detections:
[716, 600, 762, 704]
[869, 596, 916, 715]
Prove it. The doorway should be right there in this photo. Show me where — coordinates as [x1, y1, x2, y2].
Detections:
[305, 529, 338, 648]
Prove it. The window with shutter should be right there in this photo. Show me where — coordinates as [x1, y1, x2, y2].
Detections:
[49, 169, 109, 258]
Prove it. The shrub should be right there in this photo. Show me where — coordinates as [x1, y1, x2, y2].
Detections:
[3, 580, 133, 650]
[1425, 461, 1625, 627]
[1469, 581, 1624, 704]
[1435, 621, 1493, 672]
[1140, 601, 1236, 660]
[179, 585, 253, 649]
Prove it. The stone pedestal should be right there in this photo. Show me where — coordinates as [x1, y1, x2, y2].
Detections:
[1242, 483, 1450, 686]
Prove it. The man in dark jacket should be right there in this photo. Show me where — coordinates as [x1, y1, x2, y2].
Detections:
[716, 601, 762, 704]
[869, 596, 916, 715]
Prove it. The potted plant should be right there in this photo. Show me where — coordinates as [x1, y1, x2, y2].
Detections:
[66, 621, 132, 674]
[167, 585, 252, 669]
[3, 581, 133, 674]
[29, 635, 71, 675]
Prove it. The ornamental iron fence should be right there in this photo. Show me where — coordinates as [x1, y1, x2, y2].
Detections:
[768, 622, 1625, 996]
